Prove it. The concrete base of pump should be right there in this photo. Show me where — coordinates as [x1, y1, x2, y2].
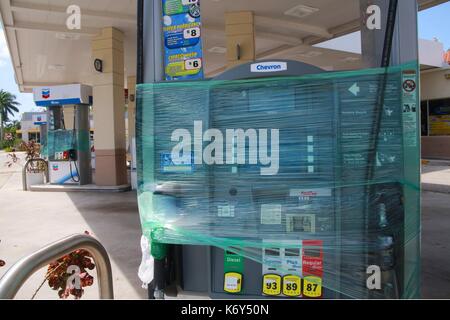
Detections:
[29, 184, 131, 193]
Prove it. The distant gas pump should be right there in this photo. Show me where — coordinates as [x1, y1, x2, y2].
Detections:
[33, 84, 92, 186]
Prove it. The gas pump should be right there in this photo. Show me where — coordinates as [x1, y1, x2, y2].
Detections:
[137, 0, 421, 299]
[33, 84, 92, 186]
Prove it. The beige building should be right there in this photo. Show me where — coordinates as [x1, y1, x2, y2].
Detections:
[420, 50, 450, 159]
[17, 111, 46, 143]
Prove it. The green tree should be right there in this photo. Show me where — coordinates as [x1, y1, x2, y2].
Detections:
[0, 90, 21, 143]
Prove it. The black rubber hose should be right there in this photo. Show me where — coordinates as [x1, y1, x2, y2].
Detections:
[363, 0, 399, 298]
[137, 0, 144, 85]
[71, 107, 80, 183]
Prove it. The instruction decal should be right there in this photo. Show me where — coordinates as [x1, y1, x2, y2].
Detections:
[161, 152, 194, 173]
[402, 70, 418, 147]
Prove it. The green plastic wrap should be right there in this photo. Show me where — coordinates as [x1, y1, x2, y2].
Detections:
[42, 130, 74, 159]
[43, 129, 90, 160]
[136, 62, 421, 299]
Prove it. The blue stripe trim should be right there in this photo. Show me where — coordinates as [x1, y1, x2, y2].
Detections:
[35, 98, 82, 107]
[55, 172, 79, 184]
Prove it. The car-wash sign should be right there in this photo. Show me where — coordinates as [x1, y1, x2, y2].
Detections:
[33, 84, 92, 107]
[162, 0, 204, 81]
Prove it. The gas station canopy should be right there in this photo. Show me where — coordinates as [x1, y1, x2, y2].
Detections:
[0, 0, 446, 92]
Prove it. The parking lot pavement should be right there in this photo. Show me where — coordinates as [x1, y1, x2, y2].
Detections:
[1, 151, 449, 299]
[0, 151, 146, 300]
[422, 161, 450, 194]
[422, 191, 450, 299]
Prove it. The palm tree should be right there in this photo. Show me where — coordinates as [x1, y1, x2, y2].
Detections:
[0, 90, 21, 143]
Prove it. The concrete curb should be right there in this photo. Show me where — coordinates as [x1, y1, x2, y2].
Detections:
[422, 183, 450, 194]
[29, 184, 132, 193]
[423, 159, 450, 167]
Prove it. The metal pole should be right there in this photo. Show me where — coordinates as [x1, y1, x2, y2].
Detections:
[139, 0, 168, 300]
[0, 234, 114, 299]
[75, 105, 92, 185]
[22, 158, 49, 191]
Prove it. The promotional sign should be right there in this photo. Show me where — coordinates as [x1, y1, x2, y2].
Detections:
[33, 84, 92, 107]
[430, 115, 450, 136]
[162, 0, 204, 81]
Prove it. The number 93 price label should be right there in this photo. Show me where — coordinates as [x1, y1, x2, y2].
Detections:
[282, 275, 302, 297]
[303, 276, 322, 298]
[263, 274, 282, 296]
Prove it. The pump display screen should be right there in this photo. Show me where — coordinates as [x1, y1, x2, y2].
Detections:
[304, 249, 321, 258]
[285, 248, 301, 257]
[248, 87, 296, 113]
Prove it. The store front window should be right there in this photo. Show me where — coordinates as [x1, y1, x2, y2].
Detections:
[28, 132, 41, 143]
[421, 98, 450, 136]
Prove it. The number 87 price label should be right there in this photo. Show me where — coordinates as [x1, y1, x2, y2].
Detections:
[303, 276, 322, 298]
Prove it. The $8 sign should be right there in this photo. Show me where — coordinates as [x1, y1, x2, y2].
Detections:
[183, 27, 201, 39]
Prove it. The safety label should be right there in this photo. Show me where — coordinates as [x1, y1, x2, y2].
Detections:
[160, 152, 194, 173]
[218, 205, 235, 218]
[402, 70, 418, 147]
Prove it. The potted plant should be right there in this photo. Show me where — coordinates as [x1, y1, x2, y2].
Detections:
[22, 140, 47, 188]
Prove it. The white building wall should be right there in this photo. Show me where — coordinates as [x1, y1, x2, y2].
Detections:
[419, 39, 446, 68]
[421, 69, 450, 101]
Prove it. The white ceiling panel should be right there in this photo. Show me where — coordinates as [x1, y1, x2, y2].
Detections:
[0, 0, 447, 92]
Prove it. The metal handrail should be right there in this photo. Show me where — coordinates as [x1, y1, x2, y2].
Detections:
[0, 234, 114, 299]
[22, 158, 49, 191]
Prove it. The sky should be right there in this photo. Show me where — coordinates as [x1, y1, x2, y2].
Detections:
[0, 2, 449, 121]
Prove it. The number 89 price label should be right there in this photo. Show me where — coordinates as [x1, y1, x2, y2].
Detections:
[262, 274, 282, 296]
[282, 275, 302, 297]
[303, 276, 322, 298]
